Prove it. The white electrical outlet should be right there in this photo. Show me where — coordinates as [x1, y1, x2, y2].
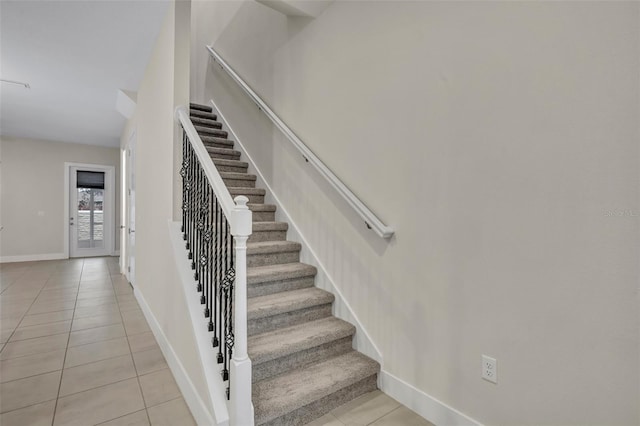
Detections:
[482, 355, 497, 383]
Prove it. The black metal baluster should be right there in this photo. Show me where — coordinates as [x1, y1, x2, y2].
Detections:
[208, 193, 216, 332]
[216, 210, 224, 363]
[203, 183, 211, 318]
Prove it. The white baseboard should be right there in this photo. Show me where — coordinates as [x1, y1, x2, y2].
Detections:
[379, 370, 482, 426]
[209, 98, 382, 364]
[134, 284, 218, 426]
[0, 253, 67, 263]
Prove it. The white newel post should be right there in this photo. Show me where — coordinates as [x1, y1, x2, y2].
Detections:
[230, 196, 254, 426]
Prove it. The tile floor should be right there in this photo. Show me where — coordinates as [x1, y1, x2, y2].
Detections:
[0, 257, 434, 426]
[1, 257, 194, 426]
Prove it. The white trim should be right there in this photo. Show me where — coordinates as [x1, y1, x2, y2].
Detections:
[0, 253, 66, 263]
[207, 45, 393, 239]
[379, 370, 483, 426]
[168, 220, 230, 426]
[209, 99, 382, 364]
[64, 162, 116, 258]
[134, 281, 217, 426]
[112, 250, 120, 256]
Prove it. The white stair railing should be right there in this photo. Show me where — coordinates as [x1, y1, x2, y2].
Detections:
[175, 105, 254, 426]
[207, 45, 394, 239]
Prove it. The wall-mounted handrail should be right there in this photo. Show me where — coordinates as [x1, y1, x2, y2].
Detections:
[206, 45, 395, 239]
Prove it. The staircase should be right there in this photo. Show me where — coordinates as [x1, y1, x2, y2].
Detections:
[189, 103, 380, 425]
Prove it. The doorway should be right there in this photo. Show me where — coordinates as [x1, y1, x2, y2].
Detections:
[66, 164, 115, 258]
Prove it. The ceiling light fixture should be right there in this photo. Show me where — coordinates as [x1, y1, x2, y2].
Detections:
[0, 79, 31, 89]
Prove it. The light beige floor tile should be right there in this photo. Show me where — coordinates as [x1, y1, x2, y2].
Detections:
[331, 390, 401, 425]
[146, 398, 196, 426]
[0, 370, 61, 413]
[10, 320, 71, 341]
[305, 412, 344, 426]
[127, 331, 159, 353]
[139, 368, 181, 408]
[39, 288, 78, 299]
[0, 399, 56, 426]
[65, 336, 130, 368]
[28, 299, 76, 315]
[71, 313, 122, 331]
[60, 354, 136, 396]
[20, 310, 74, 327]
[0, 333, 69, 360]
[75, 296, 118, 308]
[77, 290, 115, 300]
[132, 347, 168, 375]
[0, 349, 65, 382]
[43, 281, 79, 289]
[69, 323, 126, 347]
[369, 407, 434, 426]
[0, 329, 14, 344]
[53, 377, 145, 426]
[97, 410, 150, 426]
[118, 301, 141, 312]
[121, 310, 144, 322]
[124, 317, 151, 336]
[74, 304, 121, 320]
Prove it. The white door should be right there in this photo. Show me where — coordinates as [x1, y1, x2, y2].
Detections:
[70, 166, 113, 258]
[126, 134, 136, 285]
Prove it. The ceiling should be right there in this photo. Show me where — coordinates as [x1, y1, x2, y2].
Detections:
[0, 0, 170, 148]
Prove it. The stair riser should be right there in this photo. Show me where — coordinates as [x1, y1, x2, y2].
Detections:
[209, 152, 241, 161]
[248, 230, 287, 243]
[248, 250, 299, 267]
[190, 111, 217, 120]
[258, 374, 378, 426]
[197, 128, 228, 138]
[203, 141, 233, 150]
[252, 211, 275, 222]
[253, 336, 353, 383]
[190, 103, 212, 112]
[191, 119, 221, 129]
[248, 304, 331, 336]
[223, 178, 256, 188]
[248, 276, 315, 298]
[214, 163, 248, 173]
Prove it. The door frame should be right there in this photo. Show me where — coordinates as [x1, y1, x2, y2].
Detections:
[121, 128, 136, 284]
[64, 162, 116, 258]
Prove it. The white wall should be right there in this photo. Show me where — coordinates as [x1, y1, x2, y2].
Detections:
[120, 1, 214, 421]
[0, 136, 120, 260]
[192, 1, 640, 425]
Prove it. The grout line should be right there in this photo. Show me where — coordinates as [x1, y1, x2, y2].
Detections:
[51, 258, 85, 426]
[114, 267, 153, 426]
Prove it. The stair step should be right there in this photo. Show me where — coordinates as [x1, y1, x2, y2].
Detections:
[248, 204, 276, 222]
[190, 102, 212, 112]
[253, 351, 379, 425]
[213, 159, 248, 173]
[247, 287, 333, 336]
[247, 240, 300, 267]
[249, 221, 288, 242]
[190, 110, 217, 121]
[220, 172, 256, 188]
[190, 116, 221, 129]
[249, 317, 355, 382]
[247, 263, 316, 297]
[202, 136, 234, 149]
[206, 146, 241, 161]
[195, 125, 228, 139]
[229, 187, 265, 204]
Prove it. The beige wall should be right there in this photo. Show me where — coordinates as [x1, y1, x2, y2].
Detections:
[192, 1, 640, 424]
[120, 1, 213, 418]
[0, 136, 120, 259]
